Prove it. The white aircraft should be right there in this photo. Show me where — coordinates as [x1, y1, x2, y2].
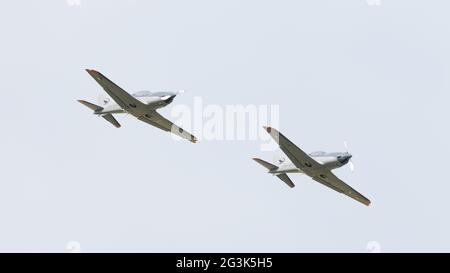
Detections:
[78, 69, 197, 143]
[253, 127, 371, 206]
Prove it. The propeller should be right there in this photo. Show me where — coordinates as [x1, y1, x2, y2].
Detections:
[344, 140, 355, 173]
[348, 159, 355, 173]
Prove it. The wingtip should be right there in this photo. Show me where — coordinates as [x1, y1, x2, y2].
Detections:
[263, 126, 272, 133]
[190, 136, 198, 143]
[360, 199, 371, 206]
[355, 196, 371, 206]
[85, 68, 98, 73]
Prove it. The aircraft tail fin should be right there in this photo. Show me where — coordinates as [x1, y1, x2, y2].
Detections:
[253, 158, 295, 188]
[252, 158, 278, 171]
[78, 100, 103, 112]
[101, 114, 121, 128]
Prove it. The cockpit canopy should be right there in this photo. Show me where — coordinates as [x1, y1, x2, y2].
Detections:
[309, 151, 326, 156]
[132, 91, 176, 98]
[132, 90, 152, 97]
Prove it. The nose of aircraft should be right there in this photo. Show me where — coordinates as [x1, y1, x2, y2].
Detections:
[337, 154, 352, 164]
[161, 94, 176, 104]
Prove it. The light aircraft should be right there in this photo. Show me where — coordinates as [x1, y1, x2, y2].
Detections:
[253, 126, 370, 206]
[78, 69, 197, 143]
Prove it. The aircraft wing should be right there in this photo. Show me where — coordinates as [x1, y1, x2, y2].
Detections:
[138, 111, 197, 143]
[263, 126, 322, 171]
[85, 69, 145, 111]
[312, 171, 371, 206]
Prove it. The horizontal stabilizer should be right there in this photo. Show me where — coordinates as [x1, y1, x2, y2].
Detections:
[252, 158, 278, 171]
[78, 100, 103, 112]
[276, 174, 295, 188]
[102, 114, 121, 128]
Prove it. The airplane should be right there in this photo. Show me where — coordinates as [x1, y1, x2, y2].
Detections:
[253, 126, 371, 206]
[78, 69, 197, 143]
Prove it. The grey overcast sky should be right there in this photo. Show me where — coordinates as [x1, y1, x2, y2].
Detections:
[0, 0, 449, 252]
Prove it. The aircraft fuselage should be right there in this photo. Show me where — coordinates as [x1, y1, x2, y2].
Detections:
[96, 94, 175, 116]
[269, 154, 350, 174]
